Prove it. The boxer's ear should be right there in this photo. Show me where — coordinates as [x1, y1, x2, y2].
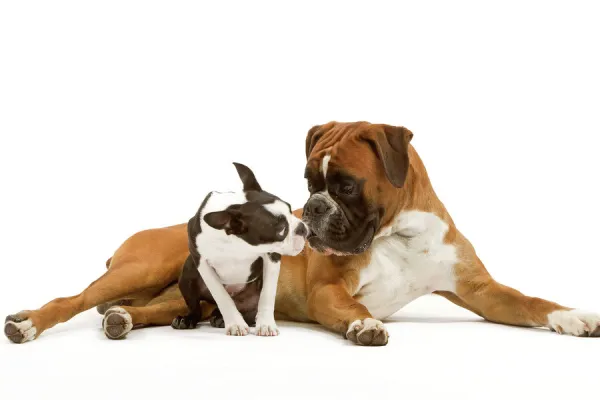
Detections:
[366, 125, 413, 188]
[305, 125, 323, 159]
[233, 162, 262, 192]
[305, 123, 336, 159]
[204, 209, 247, 235]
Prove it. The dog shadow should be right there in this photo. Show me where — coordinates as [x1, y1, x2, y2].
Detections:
[383, 315, 483, 324]
[383, 314, 567, 337]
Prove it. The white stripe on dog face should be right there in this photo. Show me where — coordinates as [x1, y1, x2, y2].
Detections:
[321, 154, 331, 178]
[264, 200, 291, 217]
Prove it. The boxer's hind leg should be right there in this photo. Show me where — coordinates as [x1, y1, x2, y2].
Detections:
[5, 260, 169, 344]
[96, 299, 134, 315]
[446, 255, 600, 337]
[95, 256, 134, 315]
[5, 223, 189, 344]
[102, 285, 216, 339]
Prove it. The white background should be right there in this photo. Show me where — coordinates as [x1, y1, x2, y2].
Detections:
[1, 1, 599, 399]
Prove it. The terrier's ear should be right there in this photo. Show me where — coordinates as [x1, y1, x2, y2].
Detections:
[232, 162, 262, 192]
[204, 209, 247, 235]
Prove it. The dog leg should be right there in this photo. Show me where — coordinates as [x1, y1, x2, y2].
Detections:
[255, 256, 280, 336]
[198, 259, 249, 336]
[96, 299, 133, 315]
[209, 308, 225, 328]
[448, 257, 600, 337]
[103, 284, 215, 339]
[172, 256, 207, 330]
[307, 282, 389, 346]
[103, 300, 208, 339]
[4, 261, 171, 344]
[4, 224, 189, 343]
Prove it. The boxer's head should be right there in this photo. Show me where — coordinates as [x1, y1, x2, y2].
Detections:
[302, 122, 413, 255]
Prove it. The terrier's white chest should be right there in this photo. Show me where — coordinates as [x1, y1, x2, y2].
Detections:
[355, 211, 458, 320]
[210, 261, 254, 285]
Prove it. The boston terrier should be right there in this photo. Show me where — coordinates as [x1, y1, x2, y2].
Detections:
[171, 162, 308, 336]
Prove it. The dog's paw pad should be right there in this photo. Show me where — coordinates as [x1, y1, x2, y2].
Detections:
[4, 313, 37, 344]
[548, 310, 600, 337]
[346, 318, 388, 346]
[103, 307, 133, 340]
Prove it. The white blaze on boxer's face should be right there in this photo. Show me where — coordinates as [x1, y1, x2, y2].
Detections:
[321, 154, 331, 178]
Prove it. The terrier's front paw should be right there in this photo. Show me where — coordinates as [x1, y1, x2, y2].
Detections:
[346, 318, 389, 346]
[547, 309, 600, 337]
[209, 309, 225, 328]
[255, 318, 279, 337]
[225, 321, 249, 336]
[5, 313, 37, 344]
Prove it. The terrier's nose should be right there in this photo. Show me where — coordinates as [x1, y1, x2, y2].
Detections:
[294, 222, 308, 238]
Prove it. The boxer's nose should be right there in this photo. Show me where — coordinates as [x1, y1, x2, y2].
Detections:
[294, 222, 308, 238]
[305, 198, 330, 216]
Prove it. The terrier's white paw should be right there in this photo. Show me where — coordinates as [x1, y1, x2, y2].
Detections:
[255, 318, 279, 337]
[346, 318, 389, 346]
[547, 309, 600, 337]
[4, 313, 37, 344]
[103, 307, 133, 340]
[225, 319, 249, 336]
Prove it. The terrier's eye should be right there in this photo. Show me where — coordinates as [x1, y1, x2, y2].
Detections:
[276, 216, 287, 238]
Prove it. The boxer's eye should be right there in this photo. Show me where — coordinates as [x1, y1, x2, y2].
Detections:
[340, 182, 356, 195]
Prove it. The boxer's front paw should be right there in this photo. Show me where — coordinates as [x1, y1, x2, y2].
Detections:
[346, 318, 388, 346]
[103, 307, 133, 339]
[171, 314, 199, 330]
[5, 312, 37, 344]
[547, 310, 600, 337]
[255, 317, 279, 337]
[225, 319, 249, 336]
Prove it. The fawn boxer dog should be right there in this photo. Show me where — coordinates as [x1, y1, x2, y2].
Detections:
[5, 121, 600, 345]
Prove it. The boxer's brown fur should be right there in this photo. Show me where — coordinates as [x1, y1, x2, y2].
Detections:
[5, 121, 595, 345]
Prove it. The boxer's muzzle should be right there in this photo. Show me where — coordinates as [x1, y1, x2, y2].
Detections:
[303, 192, 378, 255]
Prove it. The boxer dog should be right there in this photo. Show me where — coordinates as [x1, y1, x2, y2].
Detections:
[5, 121, 600, 345]
[169, 162, 307, 337]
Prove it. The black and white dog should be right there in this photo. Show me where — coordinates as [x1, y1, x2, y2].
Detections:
[172, 163, 308, 336]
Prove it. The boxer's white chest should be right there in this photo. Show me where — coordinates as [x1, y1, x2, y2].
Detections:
[355, 211, 458, 320]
